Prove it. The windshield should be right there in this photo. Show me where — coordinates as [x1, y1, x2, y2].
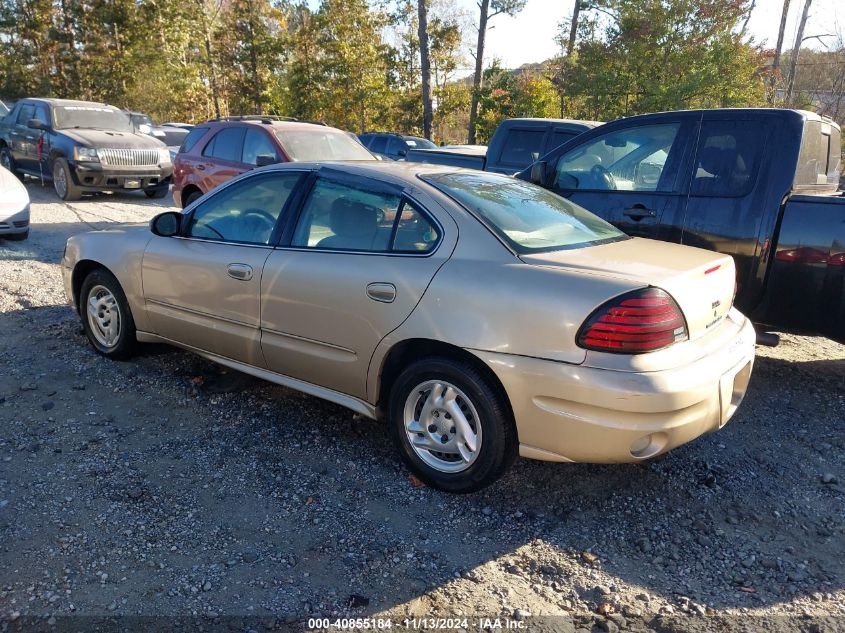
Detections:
[53, 105, 134, 132]
[275, 129, 375, 161]
[0, 102, 8, 118]
[423, 172, 627, 253]
[404, 136, 437, 149]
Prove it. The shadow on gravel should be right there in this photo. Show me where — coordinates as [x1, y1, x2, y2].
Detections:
[1, 297, 843, 622]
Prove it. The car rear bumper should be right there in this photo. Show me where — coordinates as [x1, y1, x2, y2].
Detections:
[470, 313, 756, 463]
[69, 161, 172, 192]
[0, 205, 30, 235]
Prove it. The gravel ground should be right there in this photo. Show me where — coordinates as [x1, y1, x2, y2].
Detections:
[1, 180, 844, 633]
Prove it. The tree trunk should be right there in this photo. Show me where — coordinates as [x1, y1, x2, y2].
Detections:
[247, 0, 261, 114]
[785, 0, 812, 106]
[567, 0, 580, 56]
[467, 0, 489, 145]
[769, 0, 791, 103]
[418, 0, 433, 139]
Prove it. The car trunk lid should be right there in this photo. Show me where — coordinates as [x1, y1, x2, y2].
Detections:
[520, 237, 736, 342]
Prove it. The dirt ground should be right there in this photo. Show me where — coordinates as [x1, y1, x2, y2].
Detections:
[1, 180, 844, 633]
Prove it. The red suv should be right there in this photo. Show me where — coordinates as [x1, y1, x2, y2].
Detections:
[172, 117, 376, 207]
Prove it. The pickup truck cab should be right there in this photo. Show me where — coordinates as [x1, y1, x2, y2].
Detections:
[0, 98, 172, 201]
[518, 108, 845, 343]
[406, 118, 601, 174]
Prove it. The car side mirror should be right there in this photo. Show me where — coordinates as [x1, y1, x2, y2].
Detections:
[397, 149, 407, 157]
[255, 154, 278, 167]
[529, 160, 547, 185]
[27, 118, 47, 131]
[150, 212, 182, 237]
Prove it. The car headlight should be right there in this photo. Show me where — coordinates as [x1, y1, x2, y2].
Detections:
[158, 147, 171, 164]
[73, 147, 99, 162]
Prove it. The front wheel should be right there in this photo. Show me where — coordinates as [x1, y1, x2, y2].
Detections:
[388, 357, 517, 493]
[145, 186, 168, 199]
[0, 147, 23, 181]
[79, 269, 137, 359]
[53, 158, 82, 201]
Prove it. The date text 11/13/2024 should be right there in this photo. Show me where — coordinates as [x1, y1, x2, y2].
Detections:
[307, 617, 527, 630]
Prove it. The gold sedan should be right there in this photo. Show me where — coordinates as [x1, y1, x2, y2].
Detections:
[62, 163, 755, 492]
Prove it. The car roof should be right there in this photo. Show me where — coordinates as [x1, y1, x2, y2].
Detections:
[203, 119, 343, 133]
[256, 159, 505, 189]
[26, 98, 119, 109]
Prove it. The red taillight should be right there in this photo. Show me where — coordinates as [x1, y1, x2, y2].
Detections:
[577, 288, 688, 354]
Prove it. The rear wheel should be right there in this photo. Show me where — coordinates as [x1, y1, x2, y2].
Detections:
[0, 147, 23, 181]
[53, 158, 82, 201]
[79, 269, 137, 359]
[388, 357, 517, 493]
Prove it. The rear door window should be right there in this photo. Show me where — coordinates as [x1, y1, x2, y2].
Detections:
[386, 136, 405, 158]
[690, 120, 763, 197]
[203, 127, 246, 163]
[369, 135, 388, 154]
[180, 126, 209, 154]
[497, 128, 546, 168]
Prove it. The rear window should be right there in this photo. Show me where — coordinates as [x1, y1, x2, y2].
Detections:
[180, 126, 209, 154]
[498, 128, 546, 168]
[423, 172, 626, 253]
[275, 129, 375, 161]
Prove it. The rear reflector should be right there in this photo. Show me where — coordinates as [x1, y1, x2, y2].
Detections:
[577, 287, 688, 354]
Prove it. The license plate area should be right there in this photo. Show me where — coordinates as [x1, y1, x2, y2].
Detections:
[124, 179, 141, 189]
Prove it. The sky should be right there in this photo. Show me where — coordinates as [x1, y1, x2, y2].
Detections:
[457, 0, 844, 68]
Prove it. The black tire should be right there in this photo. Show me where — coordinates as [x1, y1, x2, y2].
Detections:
[388, 357, 517, 493]
[53, 158, 82, 201]
[183, 190, 203, 208]
[5, 229, 29, 241]
[79, 268, 137, 360]
[0, 146, 23, 181]
[145, 187, 168, 199]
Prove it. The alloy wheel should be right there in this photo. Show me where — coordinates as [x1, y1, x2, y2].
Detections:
[403, 380, 482, 473]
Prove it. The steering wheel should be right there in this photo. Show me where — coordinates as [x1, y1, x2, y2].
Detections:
[590, 164, 617, 190]
[241, 208, 277, 241]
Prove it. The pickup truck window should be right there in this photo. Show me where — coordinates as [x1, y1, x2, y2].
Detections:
[498, 129, 545, 168]
[16, 104, 34, 126]
[554, 123, 681, 192]
[690, 120, 763, 197]
[369, 135, 388, 154]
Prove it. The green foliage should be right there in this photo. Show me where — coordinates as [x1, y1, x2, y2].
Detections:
[475, 63, 559, 142]
[555, 0, 767, 119]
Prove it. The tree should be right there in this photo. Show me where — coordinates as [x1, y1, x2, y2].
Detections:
[785, 0, 812, 105]
[467, 0, 526, 144]
[476, 63, 558, 141]
[417, 0, 433, 139]
[768, 0, 791, 103]
[558, 0, 766, 120]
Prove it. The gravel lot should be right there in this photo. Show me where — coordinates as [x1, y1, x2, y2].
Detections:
[1, 180, 844, 632]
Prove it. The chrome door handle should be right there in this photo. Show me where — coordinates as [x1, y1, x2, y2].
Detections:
[227, 263, 253, 281]
[366, 282, 396, 303]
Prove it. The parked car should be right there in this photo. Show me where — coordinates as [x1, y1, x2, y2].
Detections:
[405, 118, 601, 174]
[62, 162, 755, 492]
[0, 164, 30, 240]
[0, 98, 172, 201]
[358, 132, 437, 160]
[172, 116, 376, 207]
[518, 108, 845, 344]
[125, 110, 192, 148]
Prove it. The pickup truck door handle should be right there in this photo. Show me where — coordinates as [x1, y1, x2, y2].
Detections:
[227, 263, 253, 281]
[623, 205, 657, 220]
[366, 282, 396, 303]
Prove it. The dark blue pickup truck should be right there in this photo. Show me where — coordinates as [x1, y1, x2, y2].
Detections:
[518, 108, 845, 343]
[406, 118, 601, 174]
